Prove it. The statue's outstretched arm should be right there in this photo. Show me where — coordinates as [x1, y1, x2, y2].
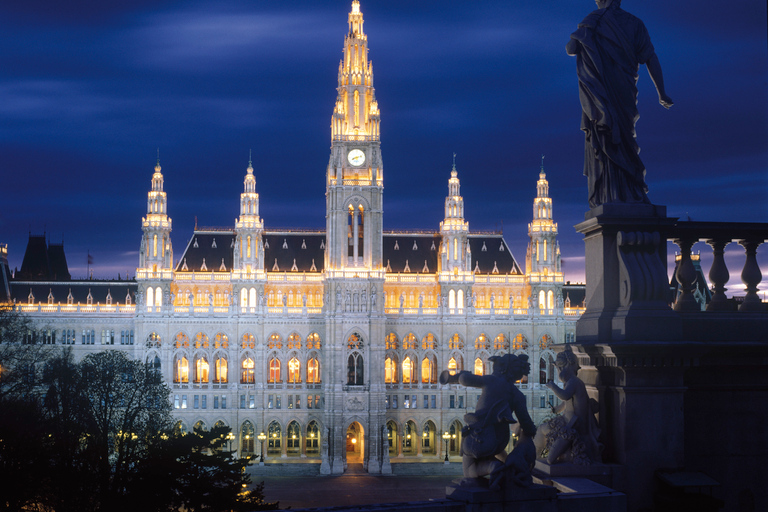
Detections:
[646, 54, 674, 109]
[546, 378, 576, 401]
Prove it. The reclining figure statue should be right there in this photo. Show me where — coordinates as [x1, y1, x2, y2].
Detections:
[440, 353, 537, 490]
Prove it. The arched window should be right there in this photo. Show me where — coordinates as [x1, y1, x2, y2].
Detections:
[402, 356, 414, 384]
[421, 355, 436, 384]
[422, 333, 436, 350]
[512, 334, 528, 350]
[449, 420, 463, 454]
[195, 356, 209, 383]
[422, 420, 436, 455]
[268, 333, 283, 349]
[385, 356, 397, 383]
[347, 353, 364, 385]
[175, 355, 189, 383]
[385, 333, 398, 350]
[174, 421, 187, 436]
[547, 290, 554, 311]
[403, 333, 417, 350]
[287, 421, 301, 456]
[448, 356, 458, 375]
[474, 334, 489, 350]
[267, 422, 281, 455]
[449, 334, 463, 350]
[194, 332, 209, 349]
[194, 420, 207, 432]
[241, 421, 255, 456]
[146, 332, 161, 348]
[174, 333, 190, 349]
[474, 357, 484, 376]
[240, 287, 247, 308]
[155, 287, 162, 307]
[539, 290, 546, 313]
[146, 287, 154, 312]
[287, 333, 302, 349]
[306, 421, 320, 456]
[493, 334, 509, 351]
[288, 357, 301, 383]
[241, 333, 255, 349]
[449, 289, 456, 310]
[241, 357, 255, 384]
[539, 335, 552, 350]
[249, 288, 257, 307]
[268, 357, 281, 383]
[539, 358, 547, 384]
[307, 333, 321, 349]
[214, 333, 228, 349]
[306, 357, 320, 383]
[403, 421, 417, 455]
[457, 289, 464, 312]
[214, 356, 228, 383]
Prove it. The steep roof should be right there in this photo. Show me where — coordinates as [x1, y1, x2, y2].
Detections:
[10, 280, 137, 305]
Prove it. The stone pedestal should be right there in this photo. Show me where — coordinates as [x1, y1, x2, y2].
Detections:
[575, 203, 681, 342]
[446, 481, 558, 512]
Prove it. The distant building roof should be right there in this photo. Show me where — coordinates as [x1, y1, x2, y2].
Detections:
[16, 235, 71, 281]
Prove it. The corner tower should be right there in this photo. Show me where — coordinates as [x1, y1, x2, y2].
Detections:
[326, 0, 383, 273]
[137, 158, 173, 312]
[234, 155, 265, 276]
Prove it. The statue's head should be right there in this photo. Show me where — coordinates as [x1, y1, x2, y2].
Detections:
[595, 0, 619, 9]
[555, 348, 580, 374]
[490, 353, 531, 381]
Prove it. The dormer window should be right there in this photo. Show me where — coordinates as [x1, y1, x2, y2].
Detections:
[67, 289, 74, 305]
[47, 289, 54, 305]
[86, 290, 93, 305]
[106, 290, 113, 305]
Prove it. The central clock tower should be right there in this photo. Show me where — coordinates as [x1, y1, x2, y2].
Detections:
[325, 0, 383, 273]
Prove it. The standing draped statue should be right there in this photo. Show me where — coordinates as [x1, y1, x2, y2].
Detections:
[568, 0, 673, 208]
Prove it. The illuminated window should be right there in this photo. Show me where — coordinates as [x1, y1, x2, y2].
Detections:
[175, 356, 189, 383]
[268, 333, 282, 349]
[175, 333, 189, 348]
[421, 333, 436, 350]
[449, 334, 463, 350]
[493, 334, 508, 351]
[268, 422, 281, 455]
[421, 356, 436, 384]
[402, 357, 414, 384]
[385, 356, 397, 383]
[268, 358, 281, 383]
[539, 290, 546, 313]
[512, 334, 528, 350]
[447, 356, 458, 375]
[457, 289, 464, 311]
[539, 334, 552, 350]
[195, 357, 209, 383]
[474, 334, 488, 350]
[155, 286, 162, 307]
[403, 333, 417, 350]
[547, 290, 554, 311]
[194, 332, 209, 349]
[307, 358, 320, 383]
[214, 357, 228, 383]
[240, 287, 247, 308]
[307, 332, 321, 349]
[146, 287, 154, 312]
[288, 357, 301, 383]
[241, 333, 255, 349]
[241, 421, 255, 456]
[287, 333, 302, 349]
[474, 358, 484, 376]
[241, 357, 255, 384]
[347, 333, 363, 350]
[449, 289, 456, 310]
[385, 333, 399, 350]
[306, 421, 320, 455]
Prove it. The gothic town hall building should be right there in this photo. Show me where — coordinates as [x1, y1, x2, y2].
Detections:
[2, 2, 583, 474]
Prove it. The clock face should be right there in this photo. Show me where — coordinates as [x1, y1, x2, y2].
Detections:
[347, 149, 366, 167]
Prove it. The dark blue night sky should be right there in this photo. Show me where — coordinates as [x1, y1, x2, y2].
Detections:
[1, 1, 766, 290]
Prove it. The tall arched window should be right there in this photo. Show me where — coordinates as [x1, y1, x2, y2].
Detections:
[421, 356, 436, 384]
[306, 421, 320, 456]
[547, 290, 554, 311]
[155, 287, 162, 307]
[146, 287, 154, 312]
[347, 353, 364, 385]
[539, 358, 547, 384]
[288, 357, 301, 383]
[448, 356, 457, 375]
[539, 290, 546, 313]
[287, 421, 301, 456]
[449, 290, 456, 310]
[249, 288, 257, 308]
[402, 356, 414, 384]
[241, 421, 255, 456]
[474, 334, 489, 350]
[241, 357, 255, 383]
[214, 356, 228, 383]
[474, 357, 484, 376]
[307, 357, 320, 383]
[240, 287, 248, 308]
[267, 422, 281, 455]
[195, 356, 209, 383]
[512, 334, 528, 350]
[457, 290, 464, 311]
[268, 357, 281, 383]
[385, 356, 397, 383]
[175, 355, 189, 383]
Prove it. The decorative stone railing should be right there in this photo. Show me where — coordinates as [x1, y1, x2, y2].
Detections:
[669, 221, 766, 313]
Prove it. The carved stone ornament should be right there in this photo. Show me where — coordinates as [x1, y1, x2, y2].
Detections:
[346, 396, 365, 411]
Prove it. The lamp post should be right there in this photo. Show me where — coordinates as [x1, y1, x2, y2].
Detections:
[226, 432, 234, 453]
[257, 432, 267, 463]
[442, 432, 451, 463]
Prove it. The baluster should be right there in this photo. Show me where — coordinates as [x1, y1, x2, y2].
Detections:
[705, 239, 730, 311]
[738, 239, 763, 312]
[673, 237, 699, 312]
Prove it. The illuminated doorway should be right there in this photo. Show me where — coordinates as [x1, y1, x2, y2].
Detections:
[345, 421, 364, 462]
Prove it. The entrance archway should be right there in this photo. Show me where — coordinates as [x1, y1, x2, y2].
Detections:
[345, 421, 364, 463]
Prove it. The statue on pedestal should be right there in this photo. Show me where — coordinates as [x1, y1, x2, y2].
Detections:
[534, 348, 601, 464]
[440, 354, 537, 490]
[568, 0, 673, 208]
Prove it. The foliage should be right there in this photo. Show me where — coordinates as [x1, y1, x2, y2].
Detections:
[0, 316, 277, 512]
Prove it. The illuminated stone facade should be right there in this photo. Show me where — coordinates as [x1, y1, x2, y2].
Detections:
[4, 1, 583, 474]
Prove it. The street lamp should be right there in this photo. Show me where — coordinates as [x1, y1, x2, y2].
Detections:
[442, 432, 451, 463]
[257, 432, 267, 463]
[226, 432, 235, 453]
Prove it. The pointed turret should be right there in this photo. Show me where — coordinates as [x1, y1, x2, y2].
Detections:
[439, 155, 470, 274]
[234, 153, 265, 275]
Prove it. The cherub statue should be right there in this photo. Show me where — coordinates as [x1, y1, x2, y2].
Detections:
[440, 354, 537, 490]
[534, 347, 601, 465]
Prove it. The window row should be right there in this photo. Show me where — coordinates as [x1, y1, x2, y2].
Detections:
[173, 354, 321, 385]
[21, 329, 133, 345]
[161, 331, 322, 350]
